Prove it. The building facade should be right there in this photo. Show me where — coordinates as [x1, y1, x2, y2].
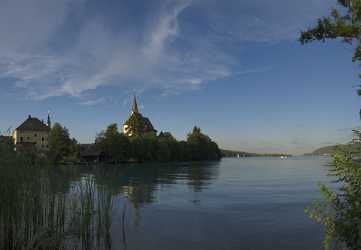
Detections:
[123, 96, 157, 137]
[13, 114, 51, 151]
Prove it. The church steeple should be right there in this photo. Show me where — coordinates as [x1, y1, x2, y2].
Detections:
[132, 95, 139, 114]
[47, 111, 51, 128]
[123, 95, 156, 136]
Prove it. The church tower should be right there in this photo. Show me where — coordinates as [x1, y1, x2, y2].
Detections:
[123, 95, 156, 136]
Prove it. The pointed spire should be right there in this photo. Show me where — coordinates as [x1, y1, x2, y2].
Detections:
[132, 95, 139, 114]
[47, 111, 51, 128]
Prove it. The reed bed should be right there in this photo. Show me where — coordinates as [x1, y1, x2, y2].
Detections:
[0, 154, 115, 250]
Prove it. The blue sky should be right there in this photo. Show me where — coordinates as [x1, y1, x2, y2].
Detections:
[0, 0, 360, 154]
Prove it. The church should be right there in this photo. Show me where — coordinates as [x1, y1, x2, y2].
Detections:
[123, 96, 157, 137]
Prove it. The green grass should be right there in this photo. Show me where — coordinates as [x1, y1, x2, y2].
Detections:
[0, 151, 116, 250]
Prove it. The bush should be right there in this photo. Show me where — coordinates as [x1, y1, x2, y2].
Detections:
[306, 135, 361, 250]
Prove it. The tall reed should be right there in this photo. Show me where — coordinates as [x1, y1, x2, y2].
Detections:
[0, 154, 115, 250]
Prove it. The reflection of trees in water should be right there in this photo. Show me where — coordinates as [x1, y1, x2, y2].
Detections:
[82, 162, 220, 250]
[183, 162, 220, 193]
[91, 161, 220, 207]
[89, 161, 220, 245]
[0, 161, 219, 249]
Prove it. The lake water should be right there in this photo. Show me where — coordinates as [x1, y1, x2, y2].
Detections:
[80, 156, 331, 250]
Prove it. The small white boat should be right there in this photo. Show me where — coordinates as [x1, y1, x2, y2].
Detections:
[280, 156, 287, 159]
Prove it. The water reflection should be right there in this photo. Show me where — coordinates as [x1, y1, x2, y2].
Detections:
[1, 158, 328, 250]
[78, 161, 220, 250]
[90, 161, 220, 208]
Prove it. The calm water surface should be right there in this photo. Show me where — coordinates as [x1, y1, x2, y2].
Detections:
[81, 156, 331, 250]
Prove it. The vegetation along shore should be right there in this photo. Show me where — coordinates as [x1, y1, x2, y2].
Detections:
[1, 96, 221, 164]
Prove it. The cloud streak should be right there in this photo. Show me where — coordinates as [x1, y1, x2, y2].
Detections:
[79, 97, 107, 106]
[0, 0, 335, 102]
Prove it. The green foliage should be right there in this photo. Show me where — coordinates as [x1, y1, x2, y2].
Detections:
[0, 157, 114, 249]
[300, 0, 361, 106]
[157, 132, 178, 161]
[187, 126, 222, 161]
[0, 141, 116, 249]
[95, 124, 130, 162]
[0, 136, 15, 158]
[129, 133, 158, 161]
[300, 1, 361, 49]
[306, 133, 361, 250]
[95, 125, 221, 163]
[48, 123, 78, 163]
[178, 141, 192, 161]
[300, 3, 361, 248]
[123, 113, 156, 136]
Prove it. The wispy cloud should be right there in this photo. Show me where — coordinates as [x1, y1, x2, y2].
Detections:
[0, 0, 335, 102]
[79, 97, 107, 106]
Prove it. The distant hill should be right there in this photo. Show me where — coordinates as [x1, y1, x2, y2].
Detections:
[221, 149, 292, 158]
[306, 143, 361, 156]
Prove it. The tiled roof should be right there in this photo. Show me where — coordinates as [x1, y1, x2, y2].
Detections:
[16, 116, 50, 132]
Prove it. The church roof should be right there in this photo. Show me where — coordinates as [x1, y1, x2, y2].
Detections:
[16, 115, 50, 132]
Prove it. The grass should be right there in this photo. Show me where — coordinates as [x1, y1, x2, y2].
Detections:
[0, 149, 116, 250]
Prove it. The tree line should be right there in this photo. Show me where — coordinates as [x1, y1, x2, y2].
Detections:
[95, 124, 221, 163]
[0, 123, 221, 164]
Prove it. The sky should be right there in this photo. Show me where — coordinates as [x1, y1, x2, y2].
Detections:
[0, 0, 360, 155]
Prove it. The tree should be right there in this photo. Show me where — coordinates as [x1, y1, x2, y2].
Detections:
[305, 137, 361, 250]
[300, 2, 361, 249]
[129, 133, 158, 162]
[300, 1, 361, 81]
[95, 124, 130, 162]
[187, 126, 221, 161]
[157, 132, 178, 161]
[178, 141, 192, 161]
[48, 123, 77, 163]
[0, 136, 14, 159]
[129, 135, 147, 162]
[95, 124, 221, 163]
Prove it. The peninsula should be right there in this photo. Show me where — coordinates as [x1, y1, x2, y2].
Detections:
[2, 95, 222, 164]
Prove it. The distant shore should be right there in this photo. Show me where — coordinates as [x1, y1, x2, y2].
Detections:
[221, 149, 292, 158]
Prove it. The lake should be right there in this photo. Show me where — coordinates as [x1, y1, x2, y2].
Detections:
[0, 156, 332, 249]
[79, 156, 331, 250]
